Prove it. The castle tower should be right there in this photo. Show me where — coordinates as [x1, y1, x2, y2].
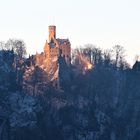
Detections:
[49, 25, 56, 42]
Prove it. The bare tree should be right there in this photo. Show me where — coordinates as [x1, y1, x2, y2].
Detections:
[91, 47, 102, 65]
[5, 39, 15, 50]
[0, 42, 5, 50]
[134, 55, 139, 62]
[103, 49, 112, 67]
[83, 44, 94, 63]
[13, 40, 27, 59]
[113, 45, 125, 68]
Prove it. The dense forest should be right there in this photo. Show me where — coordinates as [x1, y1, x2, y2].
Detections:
[0, 39, 140, 140]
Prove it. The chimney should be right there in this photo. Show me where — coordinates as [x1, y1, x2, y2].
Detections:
[49, 25, 56, 42]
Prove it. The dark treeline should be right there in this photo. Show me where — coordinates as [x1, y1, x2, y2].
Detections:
[0, 40, 140, 140]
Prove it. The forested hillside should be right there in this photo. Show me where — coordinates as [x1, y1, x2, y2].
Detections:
[0, 41, 140, 140]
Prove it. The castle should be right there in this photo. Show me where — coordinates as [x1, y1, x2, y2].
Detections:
[35, 25, 71, 69]
[35, 25, 71, 79]
[23, 25, 71, 91]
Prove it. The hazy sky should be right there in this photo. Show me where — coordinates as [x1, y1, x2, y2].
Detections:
[0, 0, 140, 65]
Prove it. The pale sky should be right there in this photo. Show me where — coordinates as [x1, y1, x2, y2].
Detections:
[0, 0, 140, 65]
